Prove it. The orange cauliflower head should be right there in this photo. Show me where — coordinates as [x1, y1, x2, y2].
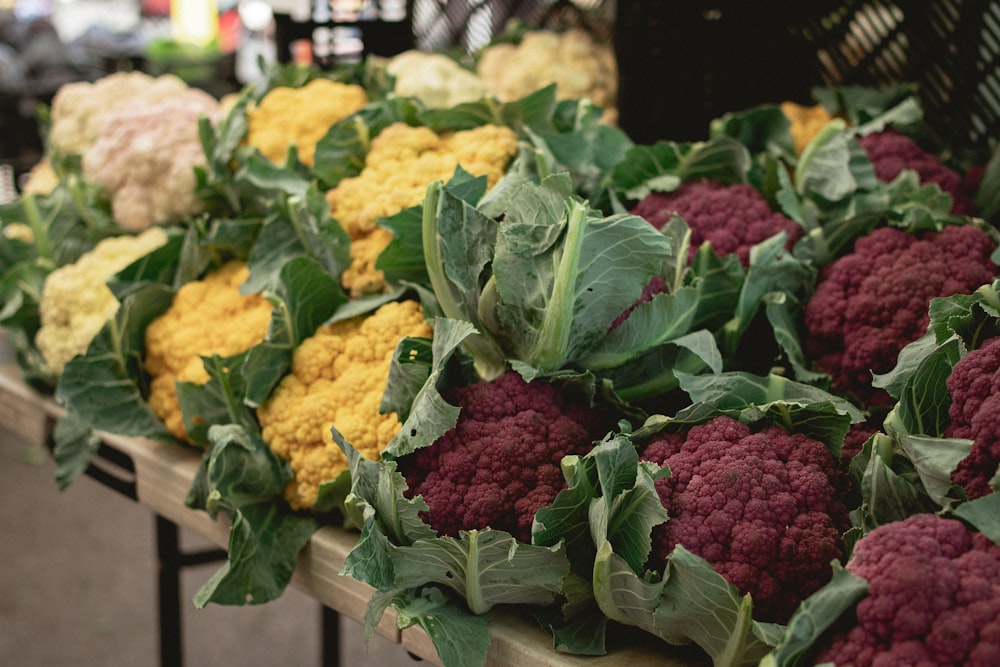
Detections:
[144, 261, 274, 442]
[256, 299, 433, 510]
[246, 79, 368, 166]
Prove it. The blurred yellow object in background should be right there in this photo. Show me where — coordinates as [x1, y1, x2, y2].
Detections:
[170, 0, 219, 46]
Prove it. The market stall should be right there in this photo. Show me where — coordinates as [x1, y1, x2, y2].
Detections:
[1, 2, 999, 667]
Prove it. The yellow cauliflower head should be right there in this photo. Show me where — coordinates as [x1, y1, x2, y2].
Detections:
[326, 121, 518, 296]
[246, 79, 369, 166]
[144, 261, 274, 442]
[257, 299, 433, 510]
[35, 227, 169, 376]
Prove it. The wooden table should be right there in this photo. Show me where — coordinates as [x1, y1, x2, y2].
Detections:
[0, 349, 707, 667]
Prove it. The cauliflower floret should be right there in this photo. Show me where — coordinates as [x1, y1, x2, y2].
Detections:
[48, 71, 192, 157]
[144, 261, 274, 442]
[630, 179, 803, 267]
[325, 121, 518, 296]
[81, 89, 221, 231]
[35, 227, 170, 376]
[246, 79, 368, 166]
[256, 299, 433, 510]
[858, 128, 980, 215]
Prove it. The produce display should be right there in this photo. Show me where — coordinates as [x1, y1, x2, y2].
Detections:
[1, 30, 999, 667]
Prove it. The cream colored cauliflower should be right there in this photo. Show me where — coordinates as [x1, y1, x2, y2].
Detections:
[82, 89, 222, 231]
[144, 261, 275, 443]
[48, 71, 193, 157]
[246, 79, 369, 166]
[386, 50, 489, 108]
[477, 28, 618, 124]
[257, 299, 433, 510]
[34, 227, 170, 376]
[326, 121, 518, 296]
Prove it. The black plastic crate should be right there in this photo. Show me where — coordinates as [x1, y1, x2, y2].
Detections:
[803, 0, 1000, 153]
[614, 1, 1000, 152]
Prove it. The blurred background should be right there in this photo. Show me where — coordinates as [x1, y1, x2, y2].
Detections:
[2, 0, 999, 187]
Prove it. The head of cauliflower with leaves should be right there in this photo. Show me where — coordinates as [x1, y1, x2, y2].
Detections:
[36, 227, 169, 377]
[325, 121, 518, 297]
[256, 299, 433, 511]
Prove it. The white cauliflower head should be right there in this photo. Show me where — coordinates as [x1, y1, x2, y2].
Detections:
[48, 71, 193, 157]
[81, 89, 221, 231]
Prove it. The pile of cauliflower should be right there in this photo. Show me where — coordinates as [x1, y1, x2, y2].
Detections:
[386, 27, 618, 122]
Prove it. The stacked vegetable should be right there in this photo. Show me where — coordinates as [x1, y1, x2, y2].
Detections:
[1, 39, 999, 667]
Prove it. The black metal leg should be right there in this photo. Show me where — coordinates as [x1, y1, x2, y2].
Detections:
[156, 515, 184, 667]
[322, 605, 340, 667]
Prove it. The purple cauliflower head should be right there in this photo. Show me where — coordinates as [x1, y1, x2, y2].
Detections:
[803, 224, 997, 408]
[857, 128, 979, 216]
[630, 179, 804, 267]
[816, 513, 1000, 667]
[639, 415, 849, 624]
[945, 335, 1000, 499]
[396, 371, 616, 543]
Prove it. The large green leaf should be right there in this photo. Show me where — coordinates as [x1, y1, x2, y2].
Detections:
[954, 492, 1000, 546]
[527, 98, 634, 210]
[243, 185, 350, 294]
[491, 185, 672, 371]
[593, 541, 781, 667]
[759, 563, 868, 667]
[612, 137, 752, 202]
[849, 434, 937, 530]
[421, 176, 507, 380]
[580, 287, 709, 371]
[391, 588, 491, 667]
[50, 411, 103, 490]
[896, 434, 972, 507]
[56, 283, 176, 440]
[312, 97, 424, 189]
[186, 424, 319, 607]
[264, 255, 346, 348]
[176, 352, 258, 445]
[391, 529, 569, 615]
[875, 334, 961, 437]
[674, 371, 863, 453]
[381, 318, 473, 458]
